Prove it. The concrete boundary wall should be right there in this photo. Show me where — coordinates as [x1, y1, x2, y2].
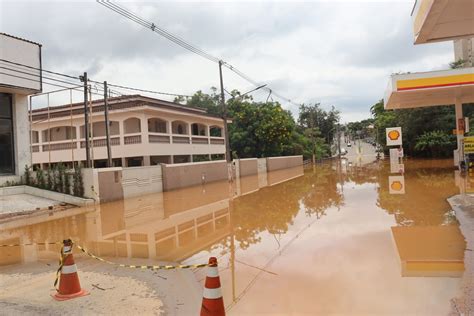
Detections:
[0, 185, 94, 207]
[162, 160, 228, 191]
[266, 155, 303, 171]
[122, 165, 163, 199]
[235, 158, 258, 177]
[82, 155, 303, 202]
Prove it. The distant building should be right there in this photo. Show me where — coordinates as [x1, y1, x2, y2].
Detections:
[30, 95, 227, 168]
[0, 33, 42, 185]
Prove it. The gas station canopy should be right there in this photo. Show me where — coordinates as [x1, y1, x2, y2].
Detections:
[384, 67, 474, 109]
[412, 0, 474, 44]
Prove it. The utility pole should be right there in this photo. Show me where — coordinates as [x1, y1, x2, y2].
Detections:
[310, 109, 316, 164]
[219, 60, 231, 163]
[104, 81, 112, 167]
[337, 123, 341, 158]
[81, 72, 91, 168]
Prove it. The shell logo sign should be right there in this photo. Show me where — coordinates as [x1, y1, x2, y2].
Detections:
[386, 127, 403, 146]
[391, 181, 403, 191]
[389, 176, 405, 194]
[388, 130, 400, 141]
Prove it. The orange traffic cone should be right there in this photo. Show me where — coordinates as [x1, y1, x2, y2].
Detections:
[52, 239, 89, 301]
[200, 257, 225, 316]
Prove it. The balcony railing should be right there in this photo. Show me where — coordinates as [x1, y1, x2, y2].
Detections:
[210, 137, 225, 145]
[42, 141, 77, 152]
[172, 135, 190, 144]
[124, 134, 142, 145]
[192, 136, 209, 144]
[32, 133, 225, 152]
[81, 136, 120, 148]
[149, 133, 171, 143]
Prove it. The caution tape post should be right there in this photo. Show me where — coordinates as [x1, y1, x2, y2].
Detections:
[52, 239, 89, 301]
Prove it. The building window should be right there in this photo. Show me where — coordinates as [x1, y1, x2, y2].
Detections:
[0, 93, 14, 175]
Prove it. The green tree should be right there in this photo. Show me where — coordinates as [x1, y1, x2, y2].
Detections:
[183, 88, 314, 159]
[370, 99, 474, 157]
[298, 103, 340, 146]
[228, 99, 296, 158]
[414, 130, 455, 157]
[185, 88, 221, 116]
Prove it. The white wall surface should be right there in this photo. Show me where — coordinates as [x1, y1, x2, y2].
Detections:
[0, 34, 41, 92]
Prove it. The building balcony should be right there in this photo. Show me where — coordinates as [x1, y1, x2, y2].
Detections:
[31, 130, 226, 165]
[384, 67, 474, 109]
[411, 0, 474, 44]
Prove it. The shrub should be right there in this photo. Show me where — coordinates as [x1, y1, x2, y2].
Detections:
[24, 165, 32, 186]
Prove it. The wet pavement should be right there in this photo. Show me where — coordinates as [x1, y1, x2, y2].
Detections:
[0, 143, 468, 315]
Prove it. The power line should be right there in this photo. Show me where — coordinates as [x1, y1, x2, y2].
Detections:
[100, 1, 220, 63]
[97, 0, 300, 106]
[88, 79, 193, 98]
[0, 58, 79, 80]
[0, 58, 191, 99]
[0, 71, 83, 91]
[0, 64, 82, 87]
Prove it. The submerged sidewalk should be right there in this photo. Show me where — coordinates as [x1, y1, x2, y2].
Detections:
[447, 195, 474, 315]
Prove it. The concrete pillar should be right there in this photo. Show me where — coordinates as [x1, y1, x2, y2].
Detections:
[143, 156, 150, 166]
[188, 123, 193, 136]
[190, 155, 194, 163]
[455, 98, 463, 166]
[121, 157, 127, 168]
[170, 155, 174, 164]
[118, 120, 124, 147]
[141, 115, 148, 145]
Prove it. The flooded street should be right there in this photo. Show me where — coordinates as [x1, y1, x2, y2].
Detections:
[0, 147, 467, 315]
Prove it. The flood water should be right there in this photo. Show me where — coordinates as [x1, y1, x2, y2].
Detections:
[0, 152, 467, 314]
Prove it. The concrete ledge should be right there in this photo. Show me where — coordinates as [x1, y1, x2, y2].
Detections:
[447, 194, 474, 314]
[0, 185, 95, 207]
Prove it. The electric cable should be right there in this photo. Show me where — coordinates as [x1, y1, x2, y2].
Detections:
[97, 0, 300, 106]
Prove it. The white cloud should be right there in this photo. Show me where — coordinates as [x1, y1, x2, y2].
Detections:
[0, 0, 454, 123]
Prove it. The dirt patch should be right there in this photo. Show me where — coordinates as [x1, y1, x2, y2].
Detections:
[0, 256, 202, 315]
[0, 271, 163, 315]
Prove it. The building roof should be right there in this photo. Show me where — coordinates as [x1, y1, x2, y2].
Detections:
[31, 94, 223, 121]
[0, 32, 42, 47]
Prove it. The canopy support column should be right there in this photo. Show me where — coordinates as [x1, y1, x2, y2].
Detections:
[455, 98, 463, 167]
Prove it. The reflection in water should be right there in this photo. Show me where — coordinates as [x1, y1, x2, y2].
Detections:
[376, 159, 459, 226]
[391, 225, 465, 277]
[0, 159, 467, 314]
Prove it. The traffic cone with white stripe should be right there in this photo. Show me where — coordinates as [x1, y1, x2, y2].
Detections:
[52, 239, 89, 301]
[200, 257, 225, 316]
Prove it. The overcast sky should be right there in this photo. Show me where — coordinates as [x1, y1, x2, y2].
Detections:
[0, 0, 454, 122]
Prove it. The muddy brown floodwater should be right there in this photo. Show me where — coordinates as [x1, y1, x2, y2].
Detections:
[0, 155, 467, 315]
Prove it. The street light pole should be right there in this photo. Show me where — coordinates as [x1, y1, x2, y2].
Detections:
[219, 60, 231, 162]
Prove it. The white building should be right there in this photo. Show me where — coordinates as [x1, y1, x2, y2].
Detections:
[31, 94, 227, 168]
[0, 33, 42, 185]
